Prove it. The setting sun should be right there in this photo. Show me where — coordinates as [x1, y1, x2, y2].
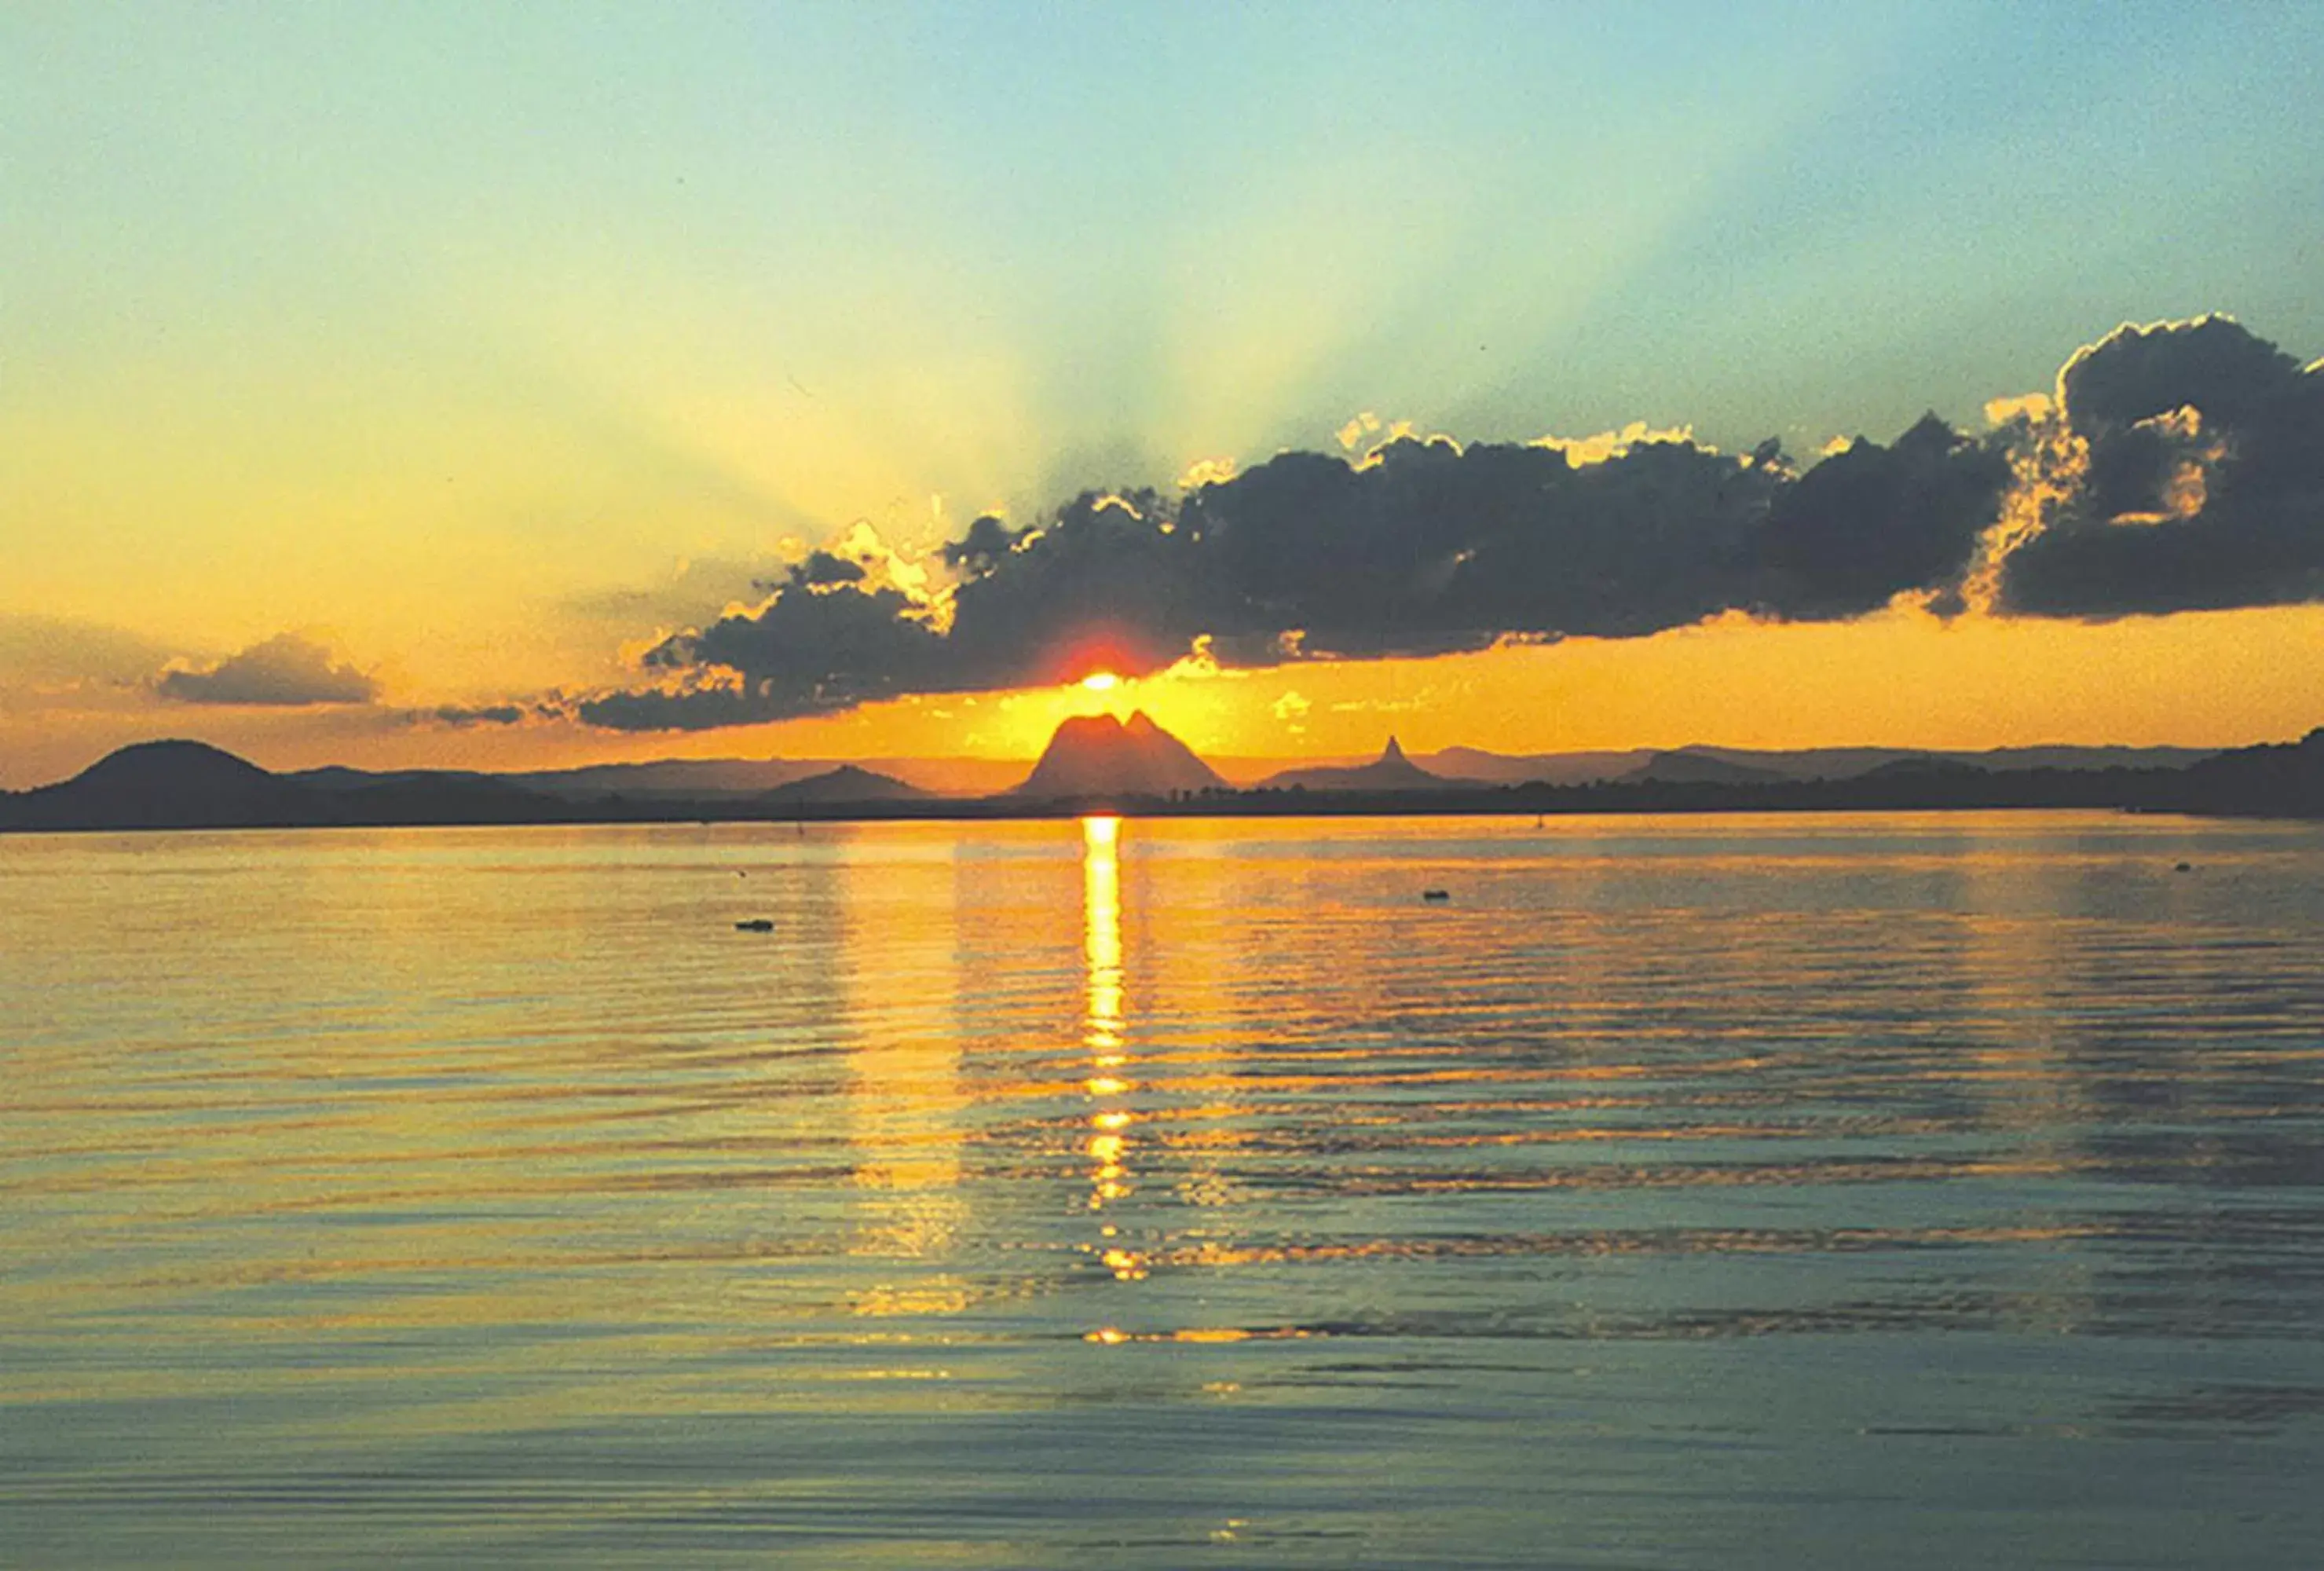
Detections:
[1080, 672, 1121, 694]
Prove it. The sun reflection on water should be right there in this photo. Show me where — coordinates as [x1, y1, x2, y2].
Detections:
[1083, 814, 1122, 1064]
[1081, 815, 1146, 1280]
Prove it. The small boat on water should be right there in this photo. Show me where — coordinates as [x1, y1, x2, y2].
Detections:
[735, 917, 775, 932]
[1422, 888, 1451, 903]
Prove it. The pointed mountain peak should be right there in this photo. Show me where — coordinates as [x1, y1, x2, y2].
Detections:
[1123, 709, 1160, 734]
[1253, 734, 1449, 793]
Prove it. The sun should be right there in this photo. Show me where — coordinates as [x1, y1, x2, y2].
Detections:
[1080, 671, 1121, 694]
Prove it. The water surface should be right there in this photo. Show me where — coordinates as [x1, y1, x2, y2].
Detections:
[5, 811, 2323, 1566]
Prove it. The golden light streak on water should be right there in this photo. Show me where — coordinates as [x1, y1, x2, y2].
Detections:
[843, 838, 972, 1299]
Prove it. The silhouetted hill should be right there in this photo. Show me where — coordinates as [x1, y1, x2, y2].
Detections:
[1680, 743, 2216, 780]
[506, 757, 825, 800]
[2, 741, 563, 831]
[1417, 742, 2216, 786]
[1, 740, 317, 829]
[1422, 746, 1654, 786]
[1854, 756, 1988, 782]
[1678, 746, 1933, 781]
[2159, 727, 2324, 817]
[280, 762, 562, 815]
[762, 764, 929, 805]
[1617, 749, 1791, 786]
[1959, 744, 2217, 774]
[1259, 737, 1452, 792]
[324, 773, 559, 822]
[1012, 712, 1225, 800]
[289, 765, 503, 792]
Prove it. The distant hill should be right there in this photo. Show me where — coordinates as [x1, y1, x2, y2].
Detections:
[1673, 746, 1934, 781]
[1617, 749, 1791, 786]
[504, 757, 825, 800]
[3, 740, 561, 831]
[1418, 742, 2219, 787]
[761, 764, 929, 805]
[1012, 712, 1225, 800]
[289, 764, 503, 792]
[2159, 727, 2324, 817]
[1258, 738, 1453, 792]
[1674, 743, 2216, 781]
[0, 739, 952, 830]
[306, 755, 992, 800]
[1962, 744, 2218, 774]
[1422, 746, 1655, 786]
[1853, 756, 1989, 782]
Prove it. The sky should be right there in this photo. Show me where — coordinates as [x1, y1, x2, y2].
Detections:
[4, 1, 2322, 787]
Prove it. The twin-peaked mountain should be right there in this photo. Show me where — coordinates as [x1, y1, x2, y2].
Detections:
[1010, 712, 1226, 799]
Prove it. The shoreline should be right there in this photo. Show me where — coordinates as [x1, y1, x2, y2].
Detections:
[5, 789, 2314, 837]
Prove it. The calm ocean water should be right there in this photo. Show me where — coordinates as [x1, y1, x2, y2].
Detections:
[5, 811, 2324, 1567]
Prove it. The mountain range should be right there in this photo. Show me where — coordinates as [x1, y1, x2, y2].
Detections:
[1411, 742, 2221, 787]
[4, 721, 2318, 831]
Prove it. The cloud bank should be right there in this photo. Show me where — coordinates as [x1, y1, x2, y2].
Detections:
[1996, 318, 2324, 616]
[156, 633, 379, 707]
[581, 317, 2322, 731]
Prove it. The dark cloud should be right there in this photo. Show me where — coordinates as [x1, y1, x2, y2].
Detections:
[155, 633, 379, 706]
[939, 514, 1034, 577]
[2059, 316, 2304, 439]
[946, 489, 1219, 679]
[579, 429, 1996, 730]
[1751, 415, 2012, 620]
[1184, 437, 1781, 654]
[1999, 318, 2324, 617]
[425, 703, 529, 727]
[576, 681, 790, 732]
[785, 550, 867, 588]
[569, 317, 2320, 731]
[578, 580, 949, 731]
